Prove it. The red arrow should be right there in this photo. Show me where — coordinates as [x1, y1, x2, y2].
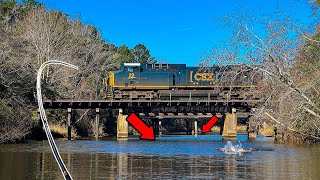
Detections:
[202, 116, 219, 133]
[126, 113, 155, 141]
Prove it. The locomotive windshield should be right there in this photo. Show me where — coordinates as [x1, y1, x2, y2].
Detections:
[122, 63, 141, 72]
[126, 67, 133, 72]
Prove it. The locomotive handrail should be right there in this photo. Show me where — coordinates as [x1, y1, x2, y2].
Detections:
[43, 99, 262, 103]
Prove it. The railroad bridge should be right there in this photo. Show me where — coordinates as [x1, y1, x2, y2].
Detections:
[43, 97, 261, 140]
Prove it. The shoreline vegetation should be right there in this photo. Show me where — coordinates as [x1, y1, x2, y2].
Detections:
[0, 0, 156, 143]
[1, 1, 319, 144]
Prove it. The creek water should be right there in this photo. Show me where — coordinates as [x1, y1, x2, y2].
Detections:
[0, 135, 319, 179]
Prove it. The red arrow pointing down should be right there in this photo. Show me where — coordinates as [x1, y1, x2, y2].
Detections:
[202, 116, 219, 133]
[126, 113, 155, 141]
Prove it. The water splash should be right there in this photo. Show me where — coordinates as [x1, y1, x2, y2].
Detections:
[220, 141, 252, 155]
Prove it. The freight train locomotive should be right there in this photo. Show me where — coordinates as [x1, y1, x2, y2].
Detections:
[105, 63, 257, 100]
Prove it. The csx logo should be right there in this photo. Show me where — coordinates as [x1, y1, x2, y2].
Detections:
[190, 71, 219, 82]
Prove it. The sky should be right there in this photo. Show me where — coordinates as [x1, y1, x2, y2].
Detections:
[38, 0, 316, 66]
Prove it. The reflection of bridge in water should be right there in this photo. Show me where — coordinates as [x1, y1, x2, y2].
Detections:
[43, 98, 261, 140]
[1, 138, 318, 179]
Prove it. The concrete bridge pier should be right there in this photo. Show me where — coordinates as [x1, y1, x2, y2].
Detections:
[191, 119, 198, 135]
[194, 119, 198, 136]
[117, 109, 128, 140]
[222, 108, 237, 139]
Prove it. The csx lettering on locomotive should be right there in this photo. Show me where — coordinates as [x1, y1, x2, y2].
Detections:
[189, 71, 219, 82]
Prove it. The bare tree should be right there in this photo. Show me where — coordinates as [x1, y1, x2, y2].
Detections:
[204, 9, 320, 142]
[19, 9, 119, 100]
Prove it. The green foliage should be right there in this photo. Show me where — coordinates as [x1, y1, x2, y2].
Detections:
[117, 45, 134, 63]
[116, 44, 157, 64]
[0, 0, 18, 22]
[0, 0, 42, 24]
[132, 43, 151, 63]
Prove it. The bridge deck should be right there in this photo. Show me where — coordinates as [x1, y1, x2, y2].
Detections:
[43, 99, 261, 113]
[138, 112, 251, 119]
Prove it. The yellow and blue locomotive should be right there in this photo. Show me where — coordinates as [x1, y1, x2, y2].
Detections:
[106, 63, 255, 100]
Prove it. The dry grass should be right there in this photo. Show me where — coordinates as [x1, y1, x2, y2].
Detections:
[211, 126, 221, 132]
[259, 124, 274, 136]
[89, 122, 105, 137]
[237, 125, 247, 131]
[49, 123, 77, 138]
[209, 125, 247, 132]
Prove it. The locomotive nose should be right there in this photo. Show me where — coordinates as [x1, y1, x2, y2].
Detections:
[109, 71, 114, 87]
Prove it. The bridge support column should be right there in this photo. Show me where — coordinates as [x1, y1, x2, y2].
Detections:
[194, 119, 198, 136]
[152, 119, 159, 135]
[67, 108, 72, 140]
[191, 119, 195, 135]
[95, 108, 100, 139]
[222, 108, 237, 139]
[186, 120, 190, 135]
[117, 109, 128, 140]
[159, 118, 162, 136]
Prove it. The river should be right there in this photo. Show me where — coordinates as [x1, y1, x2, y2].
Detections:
[0, 135, 319, 179]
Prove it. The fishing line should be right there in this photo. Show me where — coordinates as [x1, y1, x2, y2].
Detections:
[36, 60, 78, 180]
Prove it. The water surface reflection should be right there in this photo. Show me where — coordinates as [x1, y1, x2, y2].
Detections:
[0, 135, 319, 179]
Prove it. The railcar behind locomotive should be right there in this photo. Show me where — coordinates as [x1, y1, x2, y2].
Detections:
[105, 63, 257, 100]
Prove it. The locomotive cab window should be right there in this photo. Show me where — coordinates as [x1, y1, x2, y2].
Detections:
[133, 67, 139, 72]
[129, 80, 134, 85]
[126, 67, 133, 72]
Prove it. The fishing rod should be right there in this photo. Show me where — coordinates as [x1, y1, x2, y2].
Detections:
[36, 60, 78, 180]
